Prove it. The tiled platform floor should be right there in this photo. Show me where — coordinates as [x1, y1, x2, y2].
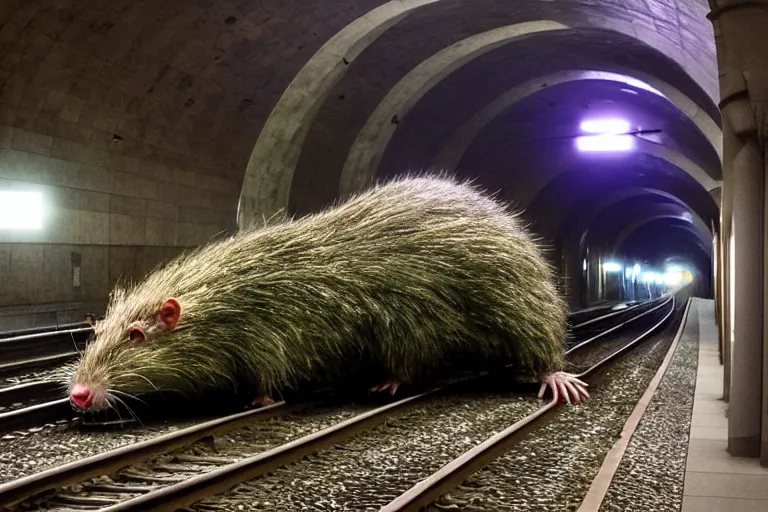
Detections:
[682, 299, 768, 511]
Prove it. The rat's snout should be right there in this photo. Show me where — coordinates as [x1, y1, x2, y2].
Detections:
[70, 383, 94, 409]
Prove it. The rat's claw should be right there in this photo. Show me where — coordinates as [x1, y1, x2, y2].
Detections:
[250, 393, 275, 408]
[540, 371, 589, 405]
[369, 378, 402, 396]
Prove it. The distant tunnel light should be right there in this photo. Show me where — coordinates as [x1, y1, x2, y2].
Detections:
[0, 191, 43, 230]
[575, 134, 635, 152]
[603, 261, 622, 273]
[664, 271, 683, 286]
[579, 119, 631, 134]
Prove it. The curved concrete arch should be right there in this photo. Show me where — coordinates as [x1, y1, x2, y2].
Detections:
[240, 1, 717, 227]
[519, 137, 720, 216]
[431, 70, 722, 174]
[557, 187, 706, 253]
[612, 212, 712, 254]
[710, 185, 722, 207]
[620, 226, 713, 261]
[558, 187, 693, 239]
[338, 20, 571, 196]
[237, 0, 442, 228]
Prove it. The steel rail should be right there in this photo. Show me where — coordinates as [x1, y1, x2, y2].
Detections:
[0, 297, 675, 510]
[565, 296, 672, 356]
[0, 400, 301, 508]
[567, 300, 636, 320]
[379, 295, 681, 512]
[0, 380, 63, 408]
[0, 397, 71, 432]
[569, 297, 659, 331]
[0, 327, 92, 365]
[0, 351, 79, 379]
[0, 321, 93, 340]
[577, 297, 694, 512]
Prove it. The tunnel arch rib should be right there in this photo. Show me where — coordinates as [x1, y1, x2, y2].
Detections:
[237, 0, 443, 229]
[612, 212, 713, 255]
[431, 70, 723, 172]
[338, 20, 571, 196]
[239, 0, 719, 230]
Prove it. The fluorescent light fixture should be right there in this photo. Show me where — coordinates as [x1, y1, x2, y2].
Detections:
[603, 261, 622, 272]
[576, 134, 635, 152]
[579, 119, 631, 134]
[583, 259, 587, 271]
[0, 190, 43, 230]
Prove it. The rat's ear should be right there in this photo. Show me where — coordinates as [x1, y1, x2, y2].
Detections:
[158, 298, 182, 331]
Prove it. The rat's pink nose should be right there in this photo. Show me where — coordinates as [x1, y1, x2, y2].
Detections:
[70, 384, 94, 409]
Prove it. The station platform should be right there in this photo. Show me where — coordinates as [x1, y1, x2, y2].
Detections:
[682, 299, 768, 511]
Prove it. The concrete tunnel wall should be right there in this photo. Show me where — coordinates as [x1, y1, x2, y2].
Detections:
[0, 0, 722, 315]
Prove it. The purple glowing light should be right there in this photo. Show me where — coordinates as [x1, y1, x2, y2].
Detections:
[575, 134, 635, 152]
[579, 119, 631, 134]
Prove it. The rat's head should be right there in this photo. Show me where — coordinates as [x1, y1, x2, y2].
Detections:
[68, 290, 193, 412]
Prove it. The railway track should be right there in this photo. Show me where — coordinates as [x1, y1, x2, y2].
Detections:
[0, 293, 680, 511]
[0, 327, 91, 381]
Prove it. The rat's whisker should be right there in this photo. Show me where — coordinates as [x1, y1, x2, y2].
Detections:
[108, 391, 142, 426]
[114, 372, 158, 391]
[110, 388, 148, 407]
[70, 331, 83, 357]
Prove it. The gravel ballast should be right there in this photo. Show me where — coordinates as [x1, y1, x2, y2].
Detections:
[428, 304, 684, 511]
[2, 362, 75, 390]
[566, 304, 671, 372]
[191, 393, 543, 512]
[10, 403, 377, 509]
[598, 300, 700, 511]
[0, 416, 208, 484]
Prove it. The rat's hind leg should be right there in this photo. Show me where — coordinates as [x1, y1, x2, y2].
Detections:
[369, 378, 402, 396]
[250, 393, 275, 407]
[538, 371, 589, 405]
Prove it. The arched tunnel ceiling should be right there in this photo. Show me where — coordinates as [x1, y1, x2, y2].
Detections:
[446, 78, 720, 208]
[577, 197, 712, 258]
[555, 186, 713, 251]
[527, 155, 720, 242]
[0, 0, 720, 289]
[285, 22, 719, 218]
[620, 221, 713, 271]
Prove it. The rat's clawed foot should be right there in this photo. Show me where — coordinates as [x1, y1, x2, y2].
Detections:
[250, 393, 275, 408]
[538, 371, 589, 405]
[369, 378, 402, 396]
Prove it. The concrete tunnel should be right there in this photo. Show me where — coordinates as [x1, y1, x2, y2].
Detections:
[1, 0, 768, 498]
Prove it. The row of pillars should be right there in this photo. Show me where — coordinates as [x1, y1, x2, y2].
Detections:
[708, 0, 768, 464]
[558, 243, 669, 310]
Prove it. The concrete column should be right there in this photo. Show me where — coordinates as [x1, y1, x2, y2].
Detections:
[708, 1, 768, 460]
[715, 229, 723, 364]
[728, 136, 763, 457]
[596, 252, 604, 302]
[721, 169, 733, 401]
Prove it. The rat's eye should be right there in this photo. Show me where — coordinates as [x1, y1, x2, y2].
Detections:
[128, 326, 146, 343]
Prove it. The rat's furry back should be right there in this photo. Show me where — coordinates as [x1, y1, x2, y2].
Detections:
[74, 174, 568, 401]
